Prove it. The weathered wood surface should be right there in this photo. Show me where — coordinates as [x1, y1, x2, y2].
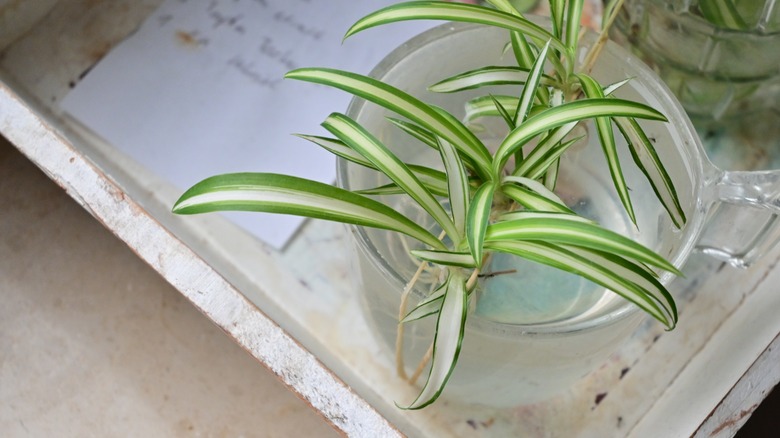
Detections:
[0, 80, 402, 437]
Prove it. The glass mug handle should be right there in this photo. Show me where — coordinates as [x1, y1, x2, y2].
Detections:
[697, 170, 780, 268]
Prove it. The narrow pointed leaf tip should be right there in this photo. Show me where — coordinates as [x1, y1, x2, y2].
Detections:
[514, 40, 551, 125]
[401, 293, 444, 323]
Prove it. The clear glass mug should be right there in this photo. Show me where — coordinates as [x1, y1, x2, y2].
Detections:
[611, 0, 780, 168]
[337, 21, 780, 407]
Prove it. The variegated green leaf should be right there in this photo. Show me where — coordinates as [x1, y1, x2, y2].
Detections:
[465, 95, 519, 123]
[485, 215, 682, 274]
[401, 282, 446, 323]
[494, 98, 667, 174]
[411, 249, 477, 268]
[543, 154, 560, 191]
[513, 122, 578, 177]
[466, 182, 496, 266]
[510, 25, 538, 71]
[484, 0, 521, 14]
[355, 164, 450, 197]
[429, 66, 534, 93]
[294, 134, 375, 169]
[521, 135, 583, 181]
[354, 183, 408, 196]
[401, 296, 442, 323]
[614, 116, 687, 228]
[515, 40, 551, 125]
[603, 77, 632, 97]
[501, 175, 575, 214]
[502, 176, 563, 204]
[438, 137, 469, 238]
[502, 184, 574, 214]
[549, 0, 565, 39]
[322, 113, 458, 240]
[529, 87, 566, 192]
[564, 0, 584, 54]
[387, 117, 438, 150]
[344, 1, 569, 56]
[498, 210, 594, 224]
[577, 73, 636, 225]
[482, 0, 538, 70]
[285, 68, 493, 180]
[484, 240, 676, 327]
[513, 35, 552, 106]
[562, 245, 677, 324]
[431, 105, 487, 162]
[173, 173, 446, 250]
[490, 94, 517, 129]
[408, 164, 453, 194]
[355, 183, 439, 197]
[388, 116, 485, 178]
[402, 271, 468, 409]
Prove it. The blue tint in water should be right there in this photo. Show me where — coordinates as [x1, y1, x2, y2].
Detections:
[473, 172, 621, 325]
[474, 251, 604, 324]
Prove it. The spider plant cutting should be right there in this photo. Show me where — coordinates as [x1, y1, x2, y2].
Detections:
[173, 0, 686, 409]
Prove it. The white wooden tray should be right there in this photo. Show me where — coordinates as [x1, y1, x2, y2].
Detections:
[2, 1, 778, 436]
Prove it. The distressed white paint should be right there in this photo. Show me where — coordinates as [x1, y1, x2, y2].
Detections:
[579, 250, 780, 438]
[630, 263, 780, 438]
[695, 334, 780, 438]
[0, 81, 401, 438]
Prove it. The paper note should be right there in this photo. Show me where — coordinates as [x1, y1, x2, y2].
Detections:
[62, 0, 435, 248]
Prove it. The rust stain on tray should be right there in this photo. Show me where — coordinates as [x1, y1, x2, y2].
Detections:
[89, 41, 113, 63]
[175, 30, 206, 49]
[710, 405, 758, 436]
[176, 30, 197, 46]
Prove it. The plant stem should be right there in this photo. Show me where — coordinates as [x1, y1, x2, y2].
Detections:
[409, 342, 434, 385]
[396, 260, 429, 380]
[396, 230, 448, 380]
[478, 269, 517, 278]
[465, 267, 481, 290]
[581, 0, 626, 74]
